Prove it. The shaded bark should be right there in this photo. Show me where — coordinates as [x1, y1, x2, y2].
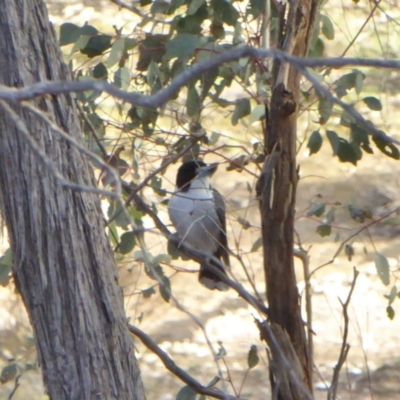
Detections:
[257, 0, 319, 397]
[0, 1, 145, 399]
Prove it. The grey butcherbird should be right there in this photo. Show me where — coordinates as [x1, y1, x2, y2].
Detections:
[168, 160, 230, 291]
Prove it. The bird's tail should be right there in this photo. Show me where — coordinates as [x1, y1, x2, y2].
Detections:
[199, 259, 229, 291]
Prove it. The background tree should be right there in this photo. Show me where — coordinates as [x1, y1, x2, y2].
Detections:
[1, 0, 400, 399]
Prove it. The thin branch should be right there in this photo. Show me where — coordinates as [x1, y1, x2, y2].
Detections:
[108, 137, 200, 225]
[128, 324, 239, 400]
[293, 247, 313, 387]
[7, 375, 21, 400]
[171, 296, 227, 392]
[76, 101, 108, 158]
[340, 1, 379, 58]
[110, 0, 169, 24]
[0, 47, 399, 146]
[298, 65, 400, 145]
[327, 267, 359, 400]
[1, 47, 400, 107]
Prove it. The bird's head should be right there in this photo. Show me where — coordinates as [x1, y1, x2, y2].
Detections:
[176, 160, 218, 192]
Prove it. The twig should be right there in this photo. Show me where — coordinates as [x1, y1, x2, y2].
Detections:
[294, 247, 313, 387]
[340, 1, 379, 58]
[327, 267, 359, 400]
[171, 295, 227, 391]
[310, 205, 400, 277]
[7, 375, 21, 400]
[128, 324, 239, 400]
[108, 137, 200, 225]
[0, 100, 119, 200]
[75, 101, 108, 158]
[110, 0, 168, 24]
[0, 47, 399, 146]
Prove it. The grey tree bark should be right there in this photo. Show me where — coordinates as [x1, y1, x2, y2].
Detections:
[0, 1, 146, 399]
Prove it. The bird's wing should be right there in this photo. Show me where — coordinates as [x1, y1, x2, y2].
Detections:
[212, 188, 230, 267]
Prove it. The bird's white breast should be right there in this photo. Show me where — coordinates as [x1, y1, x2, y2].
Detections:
[168, 186, 221, 254]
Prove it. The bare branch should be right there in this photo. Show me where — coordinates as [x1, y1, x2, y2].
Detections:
[294, 247, 313, 386]
[108, 137, 201, 225]
[7, 375, 21, 400]
[298, 65, 400, 145]
[0, 46, 399, 146]
[1, 47, 400, 107]
[128, 324, 239, 400]
[328, 267, 359, 400]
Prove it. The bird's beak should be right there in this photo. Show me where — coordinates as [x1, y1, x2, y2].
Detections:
[198, 162, 218, 177]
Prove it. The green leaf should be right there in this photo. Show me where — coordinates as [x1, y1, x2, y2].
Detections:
[200, 67, 219, 100]
[316, 224, 331, 237]
[164, 33, 199, 61]
[70, 35, 90, 55]
[107, 38, 125, 68]
[137, 34, 167, 71]
[375, 253, 390, 286]
[372, 136, 400, 160]
[59, 23, 81, 46]
[114, 67, 131, 90]
[176, 385, 197, 400]
[320, 15, 335, 40]
[151, 176, 166, 196]
[386, 305, 395, 320]
[249, 104, 265, 124]
[211, 0, 240, 26]
[142, 287, 156, 299]
[80, 35, 112, 58]
[307, 130, 323, 155]
[388, 285, 398, 305]
[350, 124, 373, 153]
[308, 37, 324, 57]
[187, 0, 205, 15]
[348, 204, 372, 223]
[363, 96, 382, 111]
[207, 131, 221, 146]
[150, 0, 170, 14]
[186, 86, 201, 117]
[325, 207, 335, 224]
[0, 363, 17, 384]
[250, 237, 262, 252]
[231, 98, 250, 125]
[159, 275, 171, 303]
[108, 222, 119, 247]
[345, 244, 354, 261]
[92, 62, 108, 80]
[318, 97, 333, 125]
[326, 130, 339, 155]
[337, 139, 362, 165]
[168, 235, 182, 259]
[334, 70, 365, 98]
[247, 345, 259, 369]
[118, 231, 136, 254]
[307, 200, 325, 217]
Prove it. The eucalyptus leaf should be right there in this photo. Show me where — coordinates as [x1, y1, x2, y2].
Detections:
[375, 253, 390, 286]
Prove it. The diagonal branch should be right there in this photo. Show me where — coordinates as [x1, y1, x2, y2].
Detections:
[128, 324, 238, 400]
[328, 266, 359, 400]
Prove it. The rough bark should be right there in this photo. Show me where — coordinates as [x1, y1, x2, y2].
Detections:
[0, 1, 146, 399]
[257, 0, 319, 397]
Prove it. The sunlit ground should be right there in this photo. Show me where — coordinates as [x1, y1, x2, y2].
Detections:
[1, 0, 400, 399]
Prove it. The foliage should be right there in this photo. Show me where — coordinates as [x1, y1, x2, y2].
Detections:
[4, 0, 400, 398]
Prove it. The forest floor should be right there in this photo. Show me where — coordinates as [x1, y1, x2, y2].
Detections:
[0, 1, 400, 399]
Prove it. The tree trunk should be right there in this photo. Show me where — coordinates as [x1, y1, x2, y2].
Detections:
[257, 0, 319, 397]
[0, 1, 146, 399]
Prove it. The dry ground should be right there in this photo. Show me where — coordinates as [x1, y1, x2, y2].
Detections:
[1, 1, 400, 399]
